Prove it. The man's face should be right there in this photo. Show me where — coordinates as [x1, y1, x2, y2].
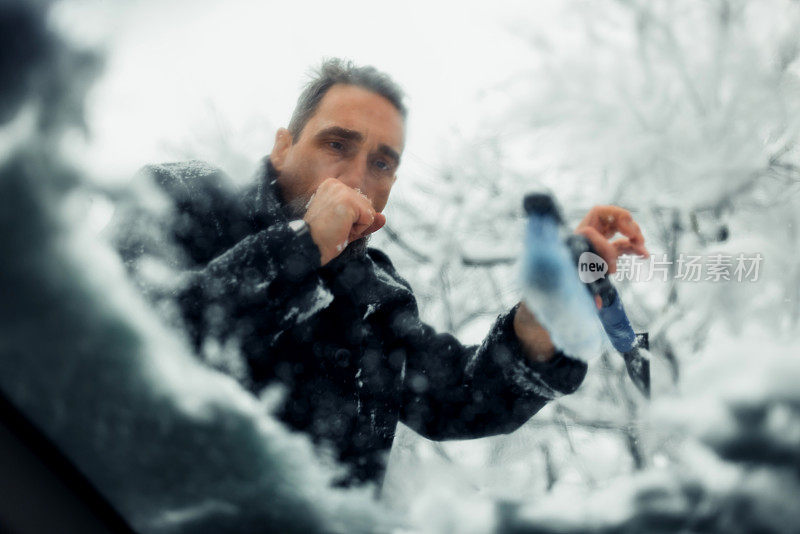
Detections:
[271, 84, 405, 220]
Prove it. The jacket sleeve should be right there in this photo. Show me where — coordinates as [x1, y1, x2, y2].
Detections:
[106, 162, 330, 383]
[174, 222, 328, 357]
[398, 302, 588, 441]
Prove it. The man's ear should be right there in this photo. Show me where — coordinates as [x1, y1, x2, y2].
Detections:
[270, 128, 293, 171]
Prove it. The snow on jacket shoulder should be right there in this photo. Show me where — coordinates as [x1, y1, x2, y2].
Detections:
[108, 159, 588, 486]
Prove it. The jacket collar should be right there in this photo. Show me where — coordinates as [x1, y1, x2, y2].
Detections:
[240, 158, 294, 231]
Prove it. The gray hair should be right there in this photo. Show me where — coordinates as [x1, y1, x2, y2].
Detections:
[287, 58, 407, 142]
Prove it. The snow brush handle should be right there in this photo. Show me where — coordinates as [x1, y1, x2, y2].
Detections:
[565, 235, 638, 353]
[564, 232, 651, 398]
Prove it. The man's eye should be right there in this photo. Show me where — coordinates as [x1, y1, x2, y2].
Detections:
[328, 141, 344, 151]
[374, 160, 391, 172]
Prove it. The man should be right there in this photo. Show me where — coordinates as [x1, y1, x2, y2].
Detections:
[110, 59, 648, 488]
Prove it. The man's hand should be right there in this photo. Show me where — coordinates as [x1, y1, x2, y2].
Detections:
[513, 302, 557, 363]
[574, 205, 649, 273]
[514, 205, 649, 363]
[303, 178, 386, 266]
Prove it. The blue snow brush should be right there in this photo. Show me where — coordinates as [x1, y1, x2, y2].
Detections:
[520, 195, 605, 363]
[523, 194, 651, 398]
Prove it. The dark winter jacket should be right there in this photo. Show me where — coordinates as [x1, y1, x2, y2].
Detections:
[110, 159, 588, 487]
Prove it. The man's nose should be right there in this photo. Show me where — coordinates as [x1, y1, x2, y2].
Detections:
[336, 157, 368, 192]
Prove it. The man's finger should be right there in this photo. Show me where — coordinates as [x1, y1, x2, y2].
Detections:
[347, 190, 377, 236]
[615, 216, 649, 257]
[612, 237, 641, 256]
[578, 205, 630, 239]
[348, 212, 386, 242]
[358, 212, 386, 238]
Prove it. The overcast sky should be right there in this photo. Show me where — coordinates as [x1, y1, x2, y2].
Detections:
[50, 0, 560, 187]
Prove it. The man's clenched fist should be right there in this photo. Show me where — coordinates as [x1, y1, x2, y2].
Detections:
[303, 178, 386, 266]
